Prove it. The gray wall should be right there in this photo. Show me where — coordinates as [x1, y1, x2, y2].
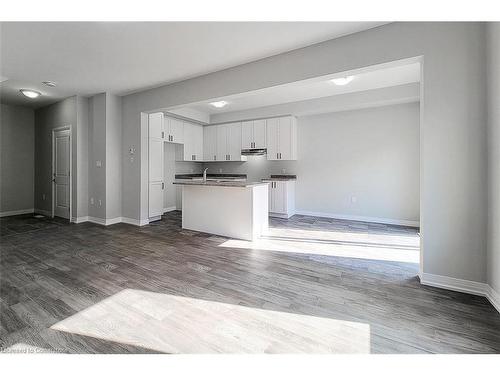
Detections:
[207, 103, 420, 224]
[105, 93, 122, 219]
[122, 22, 487, 284]
[0, 104, 35, 214]
[76, 96, 89, 218]
[487, 23, 500, 295]
[88, 94, 106, 219]
[34, 96, 77, 216]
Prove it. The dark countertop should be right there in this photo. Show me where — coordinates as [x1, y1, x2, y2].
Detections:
[173, 180, 269, 188]
[175, 173, 247, 180]
[262, 174, 297, 181]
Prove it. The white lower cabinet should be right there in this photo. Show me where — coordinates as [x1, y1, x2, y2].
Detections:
[268, 180, 295, 218]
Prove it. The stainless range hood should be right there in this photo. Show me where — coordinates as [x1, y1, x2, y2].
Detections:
[241, 148, 267, 156]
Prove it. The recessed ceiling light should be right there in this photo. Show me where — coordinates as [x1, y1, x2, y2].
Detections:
[330, 76, 355, 86]
[42, 81, 57, 87]
[20, 89, 41, 99]
[210, 101, 228, 108]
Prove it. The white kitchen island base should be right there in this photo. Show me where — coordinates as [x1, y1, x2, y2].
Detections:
[177, 182, 269, 241]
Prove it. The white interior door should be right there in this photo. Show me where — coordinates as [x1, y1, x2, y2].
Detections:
[53, 129, 71, 219]
[149, 114, 164, 219]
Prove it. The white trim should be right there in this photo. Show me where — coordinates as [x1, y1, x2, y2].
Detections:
[0, 208, 34, 217]
[163, 206, 177, 213]
[34, 208, 52, 217]
[294, 210, 420, 227]
[87, 216, 107, 225]
[76, 216, 150, 227]
[487, 285, 500, 313]
[121, 217, 150, 226]
[420, 273, 500, 314]
[420, 272, 488, 296]
[74, 216, 89, 224]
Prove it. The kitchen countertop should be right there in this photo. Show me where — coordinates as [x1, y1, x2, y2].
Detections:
[173, 180, 269, 188]
[175, 173, 247, 180]
[262, 174, 297, 181]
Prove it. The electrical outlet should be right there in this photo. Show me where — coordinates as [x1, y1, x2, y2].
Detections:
[90, 197, 94, 205]
[42, 193, 46, 201]
[98, 199, 102, 207]
[96, 160, 102, 168]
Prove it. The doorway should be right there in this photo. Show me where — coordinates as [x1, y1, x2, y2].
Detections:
[52, 127, 71, 220]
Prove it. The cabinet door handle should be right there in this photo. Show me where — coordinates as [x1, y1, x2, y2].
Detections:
[161, 131, 164, 139]
[171, 135, 174, 142]
[214, 155, 216, 161]
[162, 182, 164, 190]
[277, 153, 279, 159]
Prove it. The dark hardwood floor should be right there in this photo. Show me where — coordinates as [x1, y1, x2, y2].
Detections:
[1, 212, 499, 353]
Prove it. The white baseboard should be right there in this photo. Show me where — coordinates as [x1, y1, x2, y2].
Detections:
[294, 210, 419, 227]
[420, 273, 499, 314]
[0, 208, 34, 217]
[487, 285, 500, 313]
[76, 216, 149, 227]
[121, 217, 149, 226]
[163, 206, 177, 213]
[34, 208, 52, 217]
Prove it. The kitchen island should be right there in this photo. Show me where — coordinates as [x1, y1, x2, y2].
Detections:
[173, 180, 269, 241]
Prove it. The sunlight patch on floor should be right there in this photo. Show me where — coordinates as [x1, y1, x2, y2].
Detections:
[50, 289, 370, 353]
[219, 226, 420, 263]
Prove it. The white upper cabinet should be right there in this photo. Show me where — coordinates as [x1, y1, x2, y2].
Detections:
[266, 116, 297, 160]
[183, 121, 203, 161]
[227, 122, 242, 161]
[253, 119, 267, 149]
[216, 124, 228, 161]
[241, 121, 253, 149]
[203, 125, 217, 161]
[149, 112, 164, 140]
[242, 119, 267, 149]
[165, 116, 184, 144]
[216, 123, 242, 161]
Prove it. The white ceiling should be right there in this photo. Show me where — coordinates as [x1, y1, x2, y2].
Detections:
[0, 22, 387, 108]
[176, 62, 421, 117]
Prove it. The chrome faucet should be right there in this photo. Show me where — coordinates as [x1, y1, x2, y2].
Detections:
[203, 168, 208, 182]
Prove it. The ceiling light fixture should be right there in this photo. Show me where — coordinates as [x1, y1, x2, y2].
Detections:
[20, 89, 41, 99]
[210, 101, 228, 108]
[330, 76, 355, 86]
[42, 81, 57, 87]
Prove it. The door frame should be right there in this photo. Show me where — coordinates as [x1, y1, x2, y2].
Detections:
[51, 125, 72, 220]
